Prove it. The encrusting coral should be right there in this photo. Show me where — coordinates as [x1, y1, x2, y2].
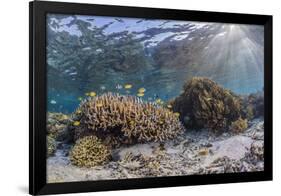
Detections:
[69, 135, 111, 167]
[171, 77, 243, 131]
[71, 93, 184, 145]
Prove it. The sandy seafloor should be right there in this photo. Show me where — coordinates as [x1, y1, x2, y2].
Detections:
[47, 119, 264, 183]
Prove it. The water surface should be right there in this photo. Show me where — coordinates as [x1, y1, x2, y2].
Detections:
[47, 14, 264, 113]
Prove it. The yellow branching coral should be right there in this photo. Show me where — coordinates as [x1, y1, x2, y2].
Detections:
[69, 136, 110, 167]
[172, 77, 243, 130]
[229, 117, 248, 133]
[73, 93, 184, 144]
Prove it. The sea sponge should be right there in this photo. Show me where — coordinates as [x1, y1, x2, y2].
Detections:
[229, 117, 248, 133]
[72, 93, 184, 145]
[47, 135, 56, 157]
[69, 135, 110, 167]
[172, 77, 242, 130]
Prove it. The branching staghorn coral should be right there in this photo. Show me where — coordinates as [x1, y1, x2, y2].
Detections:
[69, 135, 111, 167]
[72, 93, 184, 145]
[172, 77, 243, 131]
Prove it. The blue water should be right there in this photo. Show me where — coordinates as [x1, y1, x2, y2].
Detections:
[47, 14, 264, 114]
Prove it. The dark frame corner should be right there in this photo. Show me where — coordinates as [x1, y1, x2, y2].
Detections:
[29, 1, 273, 195]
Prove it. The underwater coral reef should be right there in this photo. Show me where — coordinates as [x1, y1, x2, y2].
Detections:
[45, 13, 265, 183]
[47, 117, 264, 182]
[171, 77, 245, 131]
[46, 78, 264, 182]
[71, 93, 184, 146]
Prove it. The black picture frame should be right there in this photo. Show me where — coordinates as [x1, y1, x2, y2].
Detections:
[29, 1, 273, 195]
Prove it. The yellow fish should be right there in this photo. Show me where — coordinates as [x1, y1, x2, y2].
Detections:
[174, 112, 180, 117]
[89, 92, 96, 97]
[138, 87, 146, 93]
[78, 97, 83, 101]
[73, 121, 80, 126]
[156, 98, 162, 104]
[85, 92, 89, 96]
[137, 93, 144, 97]
[124, 84, 132, 89]
[96, 103, 103, 107]
[76, 110, 82, 114]
[167, 104, 172, 109]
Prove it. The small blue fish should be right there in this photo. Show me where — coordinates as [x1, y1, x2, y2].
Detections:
[116, 84, 123, 90]
[50, 100, 57, 104]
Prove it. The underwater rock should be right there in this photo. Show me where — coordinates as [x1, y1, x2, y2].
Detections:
[172, 77, 243, 131]
[69, 136, 111, 167]
[47, 135, 57, 157]
[72, 93, 185, 145]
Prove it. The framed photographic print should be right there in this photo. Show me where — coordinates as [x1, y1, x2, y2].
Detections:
[29, 1, 273, 195]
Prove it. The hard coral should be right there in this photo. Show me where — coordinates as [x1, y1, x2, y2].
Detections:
[229, 117, 248, 133]
[47, 112, 71, 141]
[243, 91, 264, 118]
[69, 136, 110, 167]
[73, 93, 184, 145]
[172, 77, 242, 130]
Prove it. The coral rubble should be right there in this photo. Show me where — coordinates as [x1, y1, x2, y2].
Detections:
[172, 77, 243, 131]
[69, 136, 111, 167]
[72, 93, 184, 145]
